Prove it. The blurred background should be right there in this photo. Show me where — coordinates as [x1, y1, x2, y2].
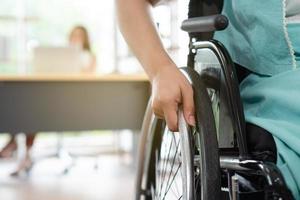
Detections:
[0, 0, 189, 199]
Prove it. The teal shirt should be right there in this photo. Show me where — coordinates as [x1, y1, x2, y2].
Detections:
[214, 0, 300, 199]
[240, 71, 300, 199]
[214, 0, 296, 76]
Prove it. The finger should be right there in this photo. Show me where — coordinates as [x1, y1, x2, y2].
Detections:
[163, 103, 179, 132]
[154, 110, 164, 119]
[181, 82, 195, 126]
[151, 99, 164, 119]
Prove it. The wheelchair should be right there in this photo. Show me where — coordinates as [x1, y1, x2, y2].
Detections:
[135, 2, 295, 200]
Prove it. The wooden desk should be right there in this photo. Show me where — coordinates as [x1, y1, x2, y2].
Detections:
[0, 74, 150, 133]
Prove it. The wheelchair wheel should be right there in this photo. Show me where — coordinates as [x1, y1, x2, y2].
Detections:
[135, 67, 221, 200]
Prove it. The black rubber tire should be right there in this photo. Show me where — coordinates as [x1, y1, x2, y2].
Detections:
[181, 67, 221, 200]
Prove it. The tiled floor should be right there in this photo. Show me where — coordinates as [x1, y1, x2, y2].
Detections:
[0, 154, 135, 200]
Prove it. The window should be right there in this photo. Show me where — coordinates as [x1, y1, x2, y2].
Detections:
[0, 0, 189, 74]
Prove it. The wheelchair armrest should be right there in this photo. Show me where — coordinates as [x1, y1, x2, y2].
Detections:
[181, 14, 228, 33]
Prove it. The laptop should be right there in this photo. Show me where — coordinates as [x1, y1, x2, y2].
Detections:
[32, 47, 83, 74]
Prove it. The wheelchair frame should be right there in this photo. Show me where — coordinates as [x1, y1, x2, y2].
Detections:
[135, 38, 293, 200]
[193, 40, 291, 200]
[135, 5, 294, 197]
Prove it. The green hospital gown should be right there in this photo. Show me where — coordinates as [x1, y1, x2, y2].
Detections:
[240, 69, 300, 199]
[239, 23, 300, 199]
[213, 0, 300, 198]
[214, 0, 300, 197]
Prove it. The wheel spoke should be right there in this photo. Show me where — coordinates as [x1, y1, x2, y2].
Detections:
[162, 162, 182, 200]
[158, 130, 174, 199]
[162, 133, 181, 199]
[157, 132, 170, 197]
[151, 112, 196, 200]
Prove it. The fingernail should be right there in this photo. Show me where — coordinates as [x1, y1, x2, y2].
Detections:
[189, 115, 196, 126]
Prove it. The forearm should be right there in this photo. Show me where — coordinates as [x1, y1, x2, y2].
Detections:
[116, 0, 175, 81]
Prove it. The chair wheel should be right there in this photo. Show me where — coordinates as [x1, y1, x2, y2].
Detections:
[135, 67, 221, 200]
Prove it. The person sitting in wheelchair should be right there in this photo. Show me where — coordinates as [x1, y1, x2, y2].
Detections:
[117, 0, 300, 199]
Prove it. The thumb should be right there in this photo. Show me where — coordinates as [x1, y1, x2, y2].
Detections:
[181, 83, 195, 126]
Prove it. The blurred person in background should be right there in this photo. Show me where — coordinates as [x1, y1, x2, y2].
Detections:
[0, 25, 96, 176]
[0, 133, 35, 176]
[69, 25, 97, 73]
